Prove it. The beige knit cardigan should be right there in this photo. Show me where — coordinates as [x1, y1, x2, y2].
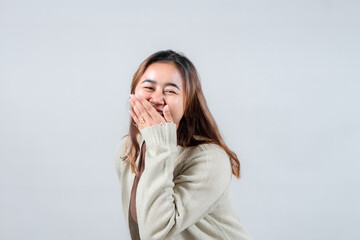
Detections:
[114, 123, 251, 240]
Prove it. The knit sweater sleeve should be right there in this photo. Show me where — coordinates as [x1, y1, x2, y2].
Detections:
[136, 123, 232, 240]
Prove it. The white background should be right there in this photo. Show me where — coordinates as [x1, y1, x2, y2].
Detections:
[1, 0, 359, 239]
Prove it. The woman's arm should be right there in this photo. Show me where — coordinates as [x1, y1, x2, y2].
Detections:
[136, 123, 232, 240]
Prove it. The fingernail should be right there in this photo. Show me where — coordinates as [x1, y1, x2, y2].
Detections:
[164, 105, 169, 111]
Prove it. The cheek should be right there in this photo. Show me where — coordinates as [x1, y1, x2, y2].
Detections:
[170, 94, 184, 105]
[134, 88, 149, 98]
[169, 98, 185, 118]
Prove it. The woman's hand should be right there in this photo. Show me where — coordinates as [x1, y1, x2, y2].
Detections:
[129, 94, 174, 129]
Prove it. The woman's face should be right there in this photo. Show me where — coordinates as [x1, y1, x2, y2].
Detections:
[134, 62, 185, 129]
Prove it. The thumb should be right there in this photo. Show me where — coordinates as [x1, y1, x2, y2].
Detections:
[163, 105, 174, 123]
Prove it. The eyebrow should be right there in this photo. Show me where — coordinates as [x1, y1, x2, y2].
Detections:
[142, 79, 180, 90]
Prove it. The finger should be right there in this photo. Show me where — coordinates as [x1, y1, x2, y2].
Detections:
[129, 109, 139, 125]
[130, 95, 149, 123]
[130, 107, 148, 129]
[163, 105, 174, 123]
[131, 95, 157, 129]
[129, 96, 141, 119]
[135, 95, 164, 124]
[129, 96, 148, 129]
[133, 96, 154, 126]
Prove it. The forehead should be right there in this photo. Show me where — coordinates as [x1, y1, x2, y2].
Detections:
[140, 62, 184, 88]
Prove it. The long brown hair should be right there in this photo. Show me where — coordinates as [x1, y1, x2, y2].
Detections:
[122, 50, 241, 178]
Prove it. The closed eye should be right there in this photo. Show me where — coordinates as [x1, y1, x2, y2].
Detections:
[165, 90, 177, 94]
[144, 86, 154, 90]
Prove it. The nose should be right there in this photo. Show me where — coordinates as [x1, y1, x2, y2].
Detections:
[149, 91, 165, 105]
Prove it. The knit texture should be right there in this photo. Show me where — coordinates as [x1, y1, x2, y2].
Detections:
[114, 123, 251, 240]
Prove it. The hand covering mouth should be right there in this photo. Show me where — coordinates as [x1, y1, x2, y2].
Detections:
[151, 104, 164, 117]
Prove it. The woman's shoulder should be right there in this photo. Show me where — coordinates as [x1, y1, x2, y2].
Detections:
[190, 135, 229, 159]
[175, 142, 233, 190]
[195, 142, 227, 157]
[180, 141, 232, 175]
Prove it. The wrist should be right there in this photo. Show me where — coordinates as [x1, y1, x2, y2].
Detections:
[139, 122, 177, 148]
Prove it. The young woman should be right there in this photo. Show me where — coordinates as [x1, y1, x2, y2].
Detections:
[114, 50, 251, 240]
